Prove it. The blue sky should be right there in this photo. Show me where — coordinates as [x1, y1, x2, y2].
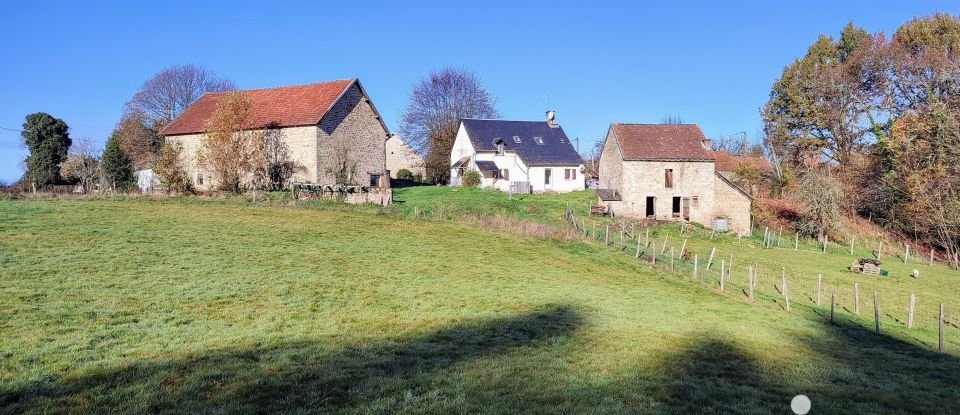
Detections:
[0, 1, 955, 182]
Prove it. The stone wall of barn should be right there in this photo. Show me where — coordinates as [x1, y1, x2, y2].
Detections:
[317, 84, 388, 186]
[165, 125, 318, 191]
[385, 135, 425, 178]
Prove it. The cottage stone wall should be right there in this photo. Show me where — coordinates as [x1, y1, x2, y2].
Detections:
[613, 160, 716, 224]
[714, 175, 752, 235]
[385, 135, 425, 178]
[317, 84, 388, 186]
[598, 131, 623, 192]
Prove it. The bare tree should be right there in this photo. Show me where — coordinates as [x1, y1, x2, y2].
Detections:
[261, 126, 303, 190]
[59, 140, 100, 193]
[326, 144, 359, 185]
[125, 64, 235, 130]
[399, 67, 498, 183]
[660, 115, 685, 124]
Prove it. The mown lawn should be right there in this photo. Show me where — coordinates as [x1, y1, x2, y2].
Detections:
[1, 196, 958, 414]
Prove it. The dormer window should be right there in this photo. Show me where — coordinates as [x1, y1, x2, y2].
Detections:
[533, 136, 544, 145]
[513, 136, 521, 143]
[493, 138, 505, 155]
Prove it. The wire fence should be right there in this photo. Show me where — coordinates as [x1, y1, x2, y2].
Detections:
[564, 209, 957, 354]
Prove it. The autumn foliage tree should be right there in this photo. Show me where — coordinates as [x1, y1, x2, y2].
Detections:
[199, 92, 265, 193]
[399, 67, 498, 183]
[117, 65, 234, 170]
[763, 13, 960, 261]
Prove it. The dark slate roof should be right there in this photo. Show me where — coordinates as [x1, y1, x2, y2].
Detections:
[461, 119, 583, 166]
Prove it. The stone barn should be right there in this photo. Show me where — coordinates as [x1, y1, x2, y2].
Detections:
[385, 134, 425, 179]
[597, 123, 752, 235]
[160, 78, 390, 190]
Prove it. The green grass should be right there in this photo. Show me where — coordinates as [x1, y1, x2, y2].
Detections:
[1, 195, 958, 414]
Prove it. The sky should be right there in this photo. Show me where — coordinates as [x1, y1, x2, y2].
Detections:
[0, 1, 956, 183]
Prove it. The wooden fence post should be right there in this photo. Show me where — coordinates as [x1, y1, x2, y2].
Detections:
[651, 242, 657, 265]
[605, 225, 610, 245]
[645, 228, 650, 248]
[706, 247, 716, 270]
[940, 303, 945, 353]
[635, 237, 642, 259]
[661, 236, 669, 254]
[795, 232, 799, 251]
[777, 226, 783, 247]
[854, 283, 860, 315]
[823, 235, 828, 253]
[873, 290, 880, 334]
[817, 274, 822, 306]
[748, 266, 754, 301]
[738, 233, 742, 244]
[782, 268, 790, 312]
[694, 254, 699, 279]
[831, 289, 836, 324]
[930, 248, 935, 267]
[720, 259, 725, 292]
[764, 227, 769, 247]
[905, 244, 910, 263]
[729, 254, 734, 278]
[908, 293, 915, 328]
[671, 247, 675, 271]
[878, 241, 883, 260]
[850, 237, 855, 255]
[680, 239, 688, 258]
[620, 226, 625, 248]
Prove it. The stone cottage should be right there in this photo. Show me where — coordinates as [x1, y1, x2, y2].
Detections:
[160, 78, 390, 190]
[385, 134, 425, 179]
[597, 123, 752, 234]
[449, 112, 585, 193]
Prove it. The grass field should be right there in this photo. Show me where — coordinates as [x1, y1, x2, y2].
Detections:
[1, 192, 959, 414]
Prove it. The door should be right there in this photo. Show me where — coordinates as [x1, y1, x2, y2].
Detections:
[544, 168, 552, 189]
[672, 197, 681, 218]
[682, 197, 690, 220]
[646, 196, 655, 218]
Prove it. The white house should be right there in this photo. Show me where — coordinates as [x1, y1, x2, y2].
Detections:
[449, 112, 585, 193]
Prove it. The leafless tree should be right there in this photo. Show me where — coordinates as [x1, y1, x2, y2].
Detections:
[59, 140, 100, 193]
[125, 64, 235, 130]
[261, 126, 303, 190]
[660, 115, 684, 124]
[399, 67, 498, 183]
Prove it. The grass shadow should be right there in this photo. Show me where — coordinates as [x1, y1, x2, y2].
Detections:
[1, 305, 581, 413]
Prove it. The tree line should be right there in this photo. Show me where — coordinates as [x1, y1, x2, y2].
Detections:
[761, 13, 960, 263]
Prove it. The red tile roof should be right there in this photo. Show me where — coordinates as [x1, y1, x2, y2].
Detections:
[714, 151, 773, 173]
[160, 78, 355, 136]
[610, 124, 715, 161]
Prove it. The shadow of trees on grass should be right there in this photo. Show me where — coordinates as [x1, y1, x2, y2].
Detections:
[2, 305, 581, 414]
[3, 303, 959, 414]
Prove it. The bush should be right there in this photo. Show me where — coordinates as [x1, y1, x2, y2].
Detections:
[461, 170, 481, 187]
[155, 142, 192, 194]
[396, 169, 414, 181]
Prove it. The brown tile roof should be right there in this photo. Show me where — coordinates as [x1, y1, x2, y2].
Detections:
[610, 123, 715, 161]
[714, 151, 773, 173]
[160, 78, 355, 136]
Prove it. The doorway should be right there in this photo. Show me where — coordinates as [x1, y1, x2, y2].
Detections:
[682, 197, 691, 220]
[646, 196, 655, 218]
[672, 197, 681, 218]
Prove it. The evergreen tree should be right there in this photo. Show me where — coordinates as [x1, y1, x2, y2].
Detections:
[101, 133, 133, 191]
[21, 112, 71, 188]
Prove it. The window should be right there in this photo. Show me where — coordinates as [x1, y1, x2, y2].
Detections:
[665, 169, 674, 188]
[502, 168, 510, 181]
[544, 168, 552, 185]
[533, 136, 544, 145]
[692, 196, 700, 209]
[369, 174, 381, 187]
[564, 168, 577, 180]
[513, 135, 522, 143]
[197, 172, 204, 186]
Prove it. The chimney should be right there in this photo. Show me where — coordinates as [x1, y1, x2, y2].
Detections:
[546, 110, 558, 128]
